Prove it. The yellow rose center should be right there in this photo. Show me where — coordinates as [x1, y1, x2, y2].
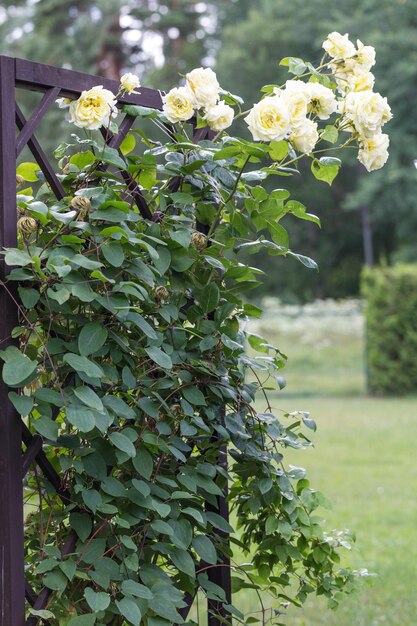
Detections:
[260, 108, 282, 129]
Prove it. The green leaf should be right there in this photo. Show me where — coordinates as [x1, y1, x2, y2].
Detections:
[29, 609, 56, 619]
[182, 386, 206, 406]
[206, 511, 234, 534]
[320, 125, 339, 144]
[82, 489, 101, 514]
[132, 446, 153, 480]
[63, 353, 104, 378]
[74, 386, 104, 411]
[68, 616, 97, 626]
[279, 57, 307, 75]
[17, 161, 40, 181]
[2, 351, 37, 386]
[70, 512, 92, 542]
[60, 559, 76, 581]
[115, 597, 142, 626]
[66, 405, 96, 432]
[8, 391, 34, 415]
[258, 477, 273, 494]
[120, 133, 136, 155]
[4, 248, 32, 266]
[311, 157, 340, 186]
[70, 151, 95, 169]
[101, 241, 125, 267]
[77, 322, 108, 357]
[303, 416, 317, 431]
[84, 588, 110, 612]
[121, 580, 153, 599]
[109, 432, 136, 458]
[18, 286, 40, 308]
[197, 283, 220, 313]
[145, 346, 172, 370]
[96, 146, 127, 170]
[192, 535, 217, 564]
[287, 251, 318, 270]
[33, 415, 58, 440]
[269, 140, 289, 161]
[286, 200, 321, 227]
[170, 548, 195, 578]
[123, 104, 158, 118]
[43, 570, 67, 592]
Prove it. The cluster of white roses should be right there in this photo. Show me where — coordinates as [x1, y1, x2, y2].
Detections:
[323, 32, 392, 172]
[245, 80, 338, 155]
[244, 32, 392, 172]
[162, 67, 234, 132]
[56, 72, 140, 131]
[57, 39, 391, 174]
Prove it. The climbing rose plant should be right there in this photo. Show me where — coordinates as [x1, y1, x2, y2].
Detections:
[3, 32, 388, 626]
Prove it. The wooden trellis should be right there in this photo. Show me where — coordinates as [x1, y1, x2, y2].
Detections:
[0, 55, 231, 626]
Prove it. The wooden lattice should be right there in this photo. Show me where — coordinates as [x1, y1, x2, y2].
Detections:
[0, 55, 231, 626]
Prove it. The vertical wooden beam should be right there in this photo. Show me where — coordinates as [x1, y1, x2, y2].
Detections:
[0, 55, 25, 626]
[206, 434, 232, 626]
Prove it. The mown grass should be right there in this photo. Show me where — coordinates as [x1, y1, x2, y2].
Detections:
[233, 300, 417, 625]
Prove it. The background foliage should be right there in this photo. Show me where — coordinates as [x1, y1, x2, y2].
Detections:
[361, 264, 417, 394]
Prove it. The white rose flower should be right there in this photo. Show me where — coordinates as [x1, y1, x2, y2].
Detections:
[244, 95, 291, 142]
[358, 132, 389, 171]
[205, 101, 234, 131]
[290, 118, 319, 154]
[356, 40, 376, 71]
[68, 86, 118, 130]
[162, 86, 194, 123]
[343, 91, 392, 136]
[185, 67, 220, 109]
[56, 97, 71, 109]
[348, 68, 375, 93]
[337, 67, 375, 94]
[305, 82, 338, 120]
[120, 72, 140, 94]
[322, 32, 356, 60]
[281, 80, 309, 127]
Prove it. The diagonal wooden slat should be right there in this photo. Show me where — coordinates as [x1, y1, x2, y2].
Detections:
[16, 87, 61, 157]
[22, 435, 44, 476]
[105, 113, 136, 150]
[25, 581, 38, 607]
[21, 424, 71, 504]
[15, 104, 66, 200]
[99, 124, 154, 220]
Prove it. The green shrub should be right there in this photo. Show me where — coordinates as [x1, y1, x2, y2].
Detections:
[362, 264, 417, 394]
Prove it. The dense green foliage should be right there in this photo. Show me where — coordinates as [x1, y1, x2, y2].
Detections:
[1, 51, 369, 622]
[362, 264, 417, 395]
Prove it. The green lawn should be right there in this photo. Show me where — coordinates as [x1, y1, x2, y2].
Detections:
[234, 299, 417, 625]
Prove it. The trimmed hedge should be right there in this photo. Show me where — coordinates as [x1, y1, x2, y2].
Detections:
[361, 264, 417, 394]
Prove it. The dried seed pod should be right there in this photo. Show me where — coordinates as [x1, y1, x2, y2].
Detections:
[71, 195, 91, 211]
[154, 286, 169, 302]
[191, 231, 207, 251]
[17, 216, 37, 235]
[62, 163, 71, 175]
[16, 174, 25, 187]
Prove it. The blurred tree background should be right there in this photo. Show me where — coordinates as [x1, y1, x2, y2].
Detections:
[1, 0, 415, 302]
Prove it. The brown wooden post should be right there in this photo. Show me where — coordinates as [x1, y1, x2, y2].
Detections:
[0, 55, 26, 626]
